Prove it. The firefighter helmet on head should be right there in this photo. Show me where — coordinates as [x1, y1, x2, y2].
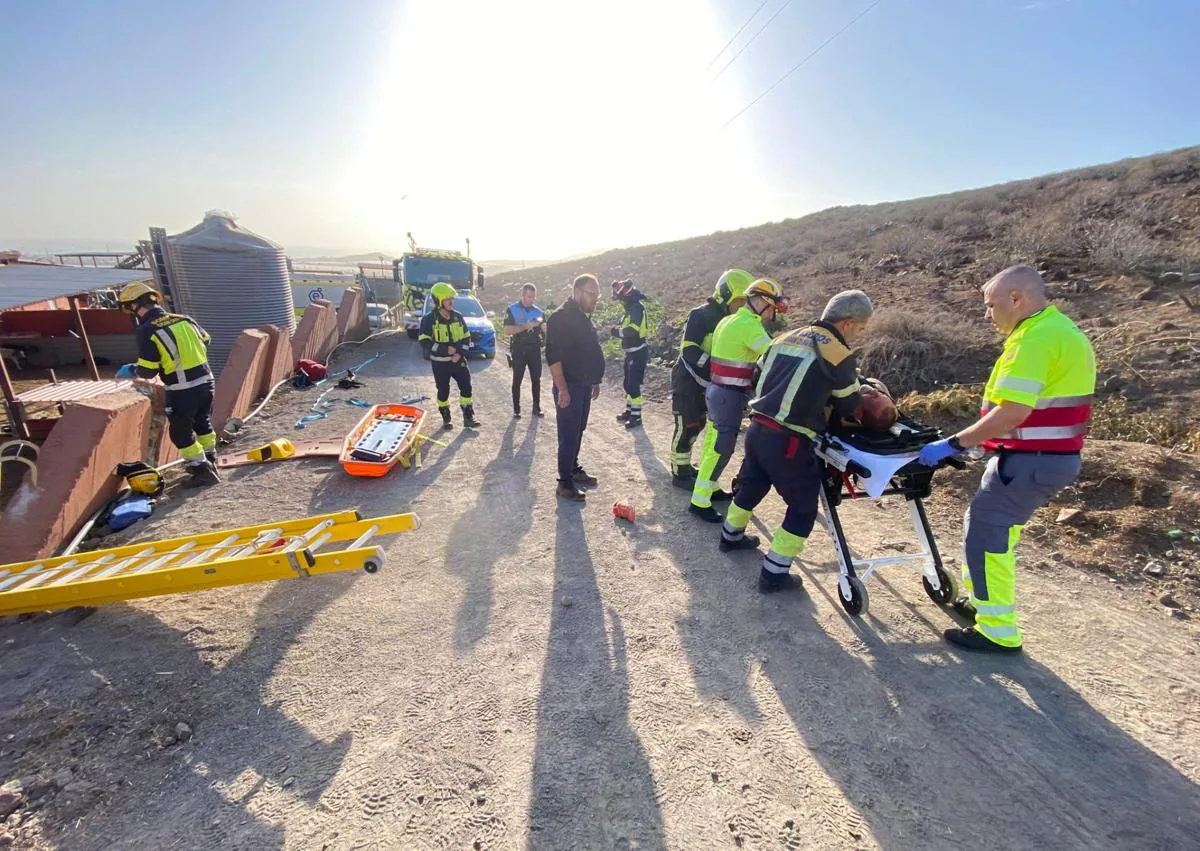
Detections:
[431, 282, 457, 305]
[714, 268, 753, 305]
[744, 277, 787, 314]
[117, 281, 160, 312]
[611, 279, 634, 299]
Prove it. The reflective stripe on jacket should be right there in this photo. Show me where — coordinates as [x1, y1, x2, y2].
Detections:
[135, 307, 212, 389]
[709, 306, 771, 390]
[980, 305, 1096, 452]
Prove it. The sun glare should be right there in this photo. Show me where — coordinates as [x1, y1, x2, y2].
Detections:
[342, 0, 770, 260]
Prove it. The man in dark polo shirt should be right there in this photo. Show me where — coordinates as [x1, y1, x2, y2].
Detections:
[545, 274, 606, 500]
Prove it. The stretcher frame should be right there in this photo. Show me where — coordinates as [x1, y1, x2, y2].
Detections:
[813, 421, 960, 617]
[0, 510, 419, 617]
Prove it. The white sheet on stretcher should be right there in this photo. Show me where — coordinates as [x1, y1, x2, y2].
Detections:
[842, 447, 921, 500]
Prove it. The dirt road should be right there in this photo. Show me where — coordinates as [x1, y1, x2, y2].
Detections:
[2, 336, 1199, 850]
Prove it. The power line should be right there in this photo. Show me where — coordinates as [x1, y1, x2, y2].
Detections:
[711, 0, 796, 83]
[720, 0, 886, 130]
[706, 0, 773, 70]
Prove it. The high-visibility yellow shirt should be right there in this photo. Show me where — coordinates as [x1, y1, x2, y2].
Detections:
[709, 307, 771, 390]
[981, 305, 1096, 452]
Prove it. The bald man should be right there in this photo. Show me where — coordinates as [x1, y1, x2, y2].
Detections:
[919, 265, 1096, 653]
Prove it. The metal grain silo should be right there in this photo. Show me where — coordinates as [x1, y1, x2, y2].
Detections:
[163, 211, 295, 372]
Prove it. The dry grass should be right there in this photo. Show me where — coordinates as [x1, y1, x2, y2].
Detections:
[1089, 397, 1200, 453]
[898, 386, 1200, 454]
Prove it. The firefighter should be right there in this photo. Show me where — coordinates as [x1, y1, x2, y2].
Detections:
[718, 290, 873, 592]
[669, 268, 754, 488]
[419, 282, 481, 430]
[918, 265, 1096, 653]
[116, 282, 220, 486]
[689, 277, 786, 523]
[609, 279, 649, 429]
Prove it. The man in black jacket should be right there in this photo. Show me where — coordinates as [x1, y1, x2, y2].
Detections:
[545, 274, 605, 501]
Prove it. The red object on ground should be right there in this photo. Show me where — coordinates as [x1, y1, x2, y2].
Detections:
[613, 503, 637, 523]
[295, 358, 327, 381]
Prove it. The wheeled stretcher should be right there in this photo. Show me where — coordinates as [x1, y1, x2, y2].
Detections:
[813, 416, 963, 616]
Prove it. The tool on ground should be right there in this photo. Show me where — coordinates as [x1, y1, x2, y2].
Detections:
[294, 392, 373, 429]
[340, 403, 427, 477]
[115, 460, 165, 496]
[336, 371, 366, 390]
[612, 503, 637, 523]
[217, 439, 342, 469]
[246, 438, 297, 463]
[0, 510, 419, 617]
[813, 413, 966, 617]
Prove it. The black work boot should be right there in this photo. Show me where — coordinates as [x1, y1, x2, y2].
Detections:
[624, 415, 643, 429]
[441, 408, 454, 430]
[204, 449, 218, 467]
[572, 468, 598, 488]
[616, 410, 631, 423]
[671, 467, 697, 490]
[184, 460, 221, 487]
[532, 404, 544, 418]
[688, 504, 723, 524]
[719, 533, 761, 553]
[944, 627, 1022, 654]
[513, 407, 521, 419]
[556, 481, 586, 501]
[463, 406, 481, 428]
[711, 488, 734, 503]
[757, 568, 804, 593]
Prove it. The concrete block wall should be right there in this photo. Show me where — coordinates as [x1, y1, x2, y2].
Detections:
[211, 329, 269, 435]
[256, 324, 295, 399]
[0, 392, 151, 563]
[337, 287, 370, 345]
[291, 299, 339, 364]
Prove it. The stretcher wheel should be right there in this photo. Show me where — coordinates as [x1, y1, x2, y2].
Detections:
[363, 559, 382, 574]
[923, 564, 958, 606]
[839, 575, 869, 617]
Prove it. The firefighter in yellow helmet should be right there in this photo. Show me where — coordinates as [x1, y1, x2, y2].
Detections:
[419, 282, 481, 429]
[116, 282, 220, 486]
[689, 277, 786, 523]
[669, 268, 754, 487]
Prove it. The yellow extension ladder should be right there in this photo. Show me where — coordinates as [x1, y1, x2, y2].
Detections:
[0, 509, 419, 617]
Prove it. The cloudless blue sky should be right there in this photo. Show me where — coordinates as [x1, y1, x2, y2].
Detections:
[2, 0, 1197, 258]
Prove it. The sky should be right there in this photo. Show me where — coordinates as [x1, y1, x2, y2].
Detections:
[2, 0, 1198, 261]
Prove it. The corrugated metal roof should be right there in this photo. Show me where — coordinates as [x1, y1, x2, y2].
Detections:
[15, 379, 133, 403]
[0, 265, 152, 311]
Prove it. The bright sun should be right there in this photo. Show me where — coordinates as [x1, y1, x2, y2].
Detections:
[340, 0, 770, 260]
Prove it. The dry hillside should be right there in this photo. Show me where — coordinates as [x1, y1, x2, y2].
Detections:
[481, 145, 1200, 607]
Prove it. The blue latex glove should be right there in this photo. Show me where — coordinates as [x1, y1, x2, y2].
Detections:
[116, 363, 137, 379]
[918, 438, 960, 467]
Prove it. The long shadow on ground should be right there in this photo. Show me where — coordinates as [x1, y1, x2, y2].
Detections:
[445, 416, 541, 654]
[525, 502, 666, 850]
[0, 571, 358, 849]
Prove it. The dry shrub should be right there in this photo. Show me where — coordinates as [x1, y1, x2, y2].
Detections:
[813, 253, 844, 274]
[1080, 218, 1157, 274]
[1089, 397, 1200, 453]
[857, 308, 966, 394]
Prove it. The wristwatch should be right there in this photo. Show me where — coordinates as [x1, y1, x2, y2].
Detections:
[947, 435, 964, 452]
